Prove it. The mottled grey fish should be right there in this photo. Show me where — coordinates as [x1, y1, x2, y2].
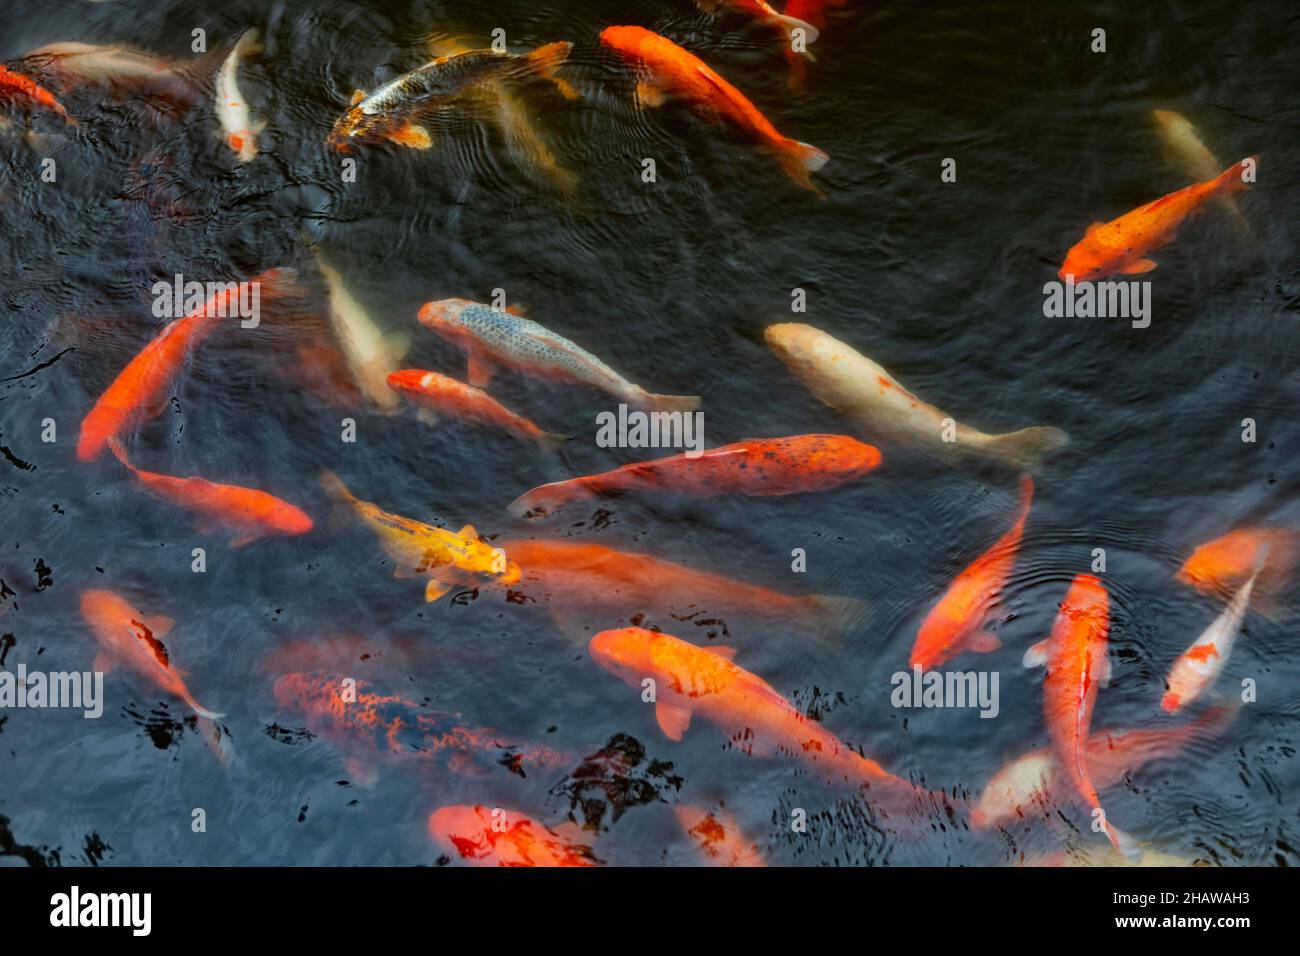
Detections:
[328, 42, 577, 151]
[417, 299, 700, 412]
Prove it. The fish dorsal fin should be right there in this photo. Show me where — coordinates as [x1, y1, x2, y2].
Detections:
[349, 89, 366, 107]
[505, 303, 527, 317]
[693, 64, 744, 110]
[1086, 221, 1106, 236]
[656, 701, 692, 741]
[704, 645, 737, 661]
[458, 524, 478, 540]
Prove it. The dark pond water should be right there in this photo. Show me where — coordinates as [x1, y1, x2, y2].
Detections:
[1, 0, 1298, 866]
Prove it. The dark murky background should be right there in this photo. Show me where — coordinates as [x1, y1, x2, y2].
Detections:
[2, 0, 1298, 866]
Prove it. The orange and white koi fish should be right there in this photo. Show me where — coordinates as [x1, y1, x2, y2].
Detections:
[1058, 156, 1257, 281]
[108, 439, 312, 547]
[598, 25, 828, 192]
[1162, 556, 1263, 713]
[321, 470, 520, 601]
[674, 804, 766, 866]
[386, 369, 567, 450]
[972, 705, 1237, 830]
[80, 589, 223, 719]
[274, 673, 567, 783]
[1022, 574, 1138, 858]
[502, 538, 862, 640]
[428, 805, 599, 867]
[695, 0, 819, 59]
[417, 298, 699, 412]
[766, 323, 1069, 471]
[911, 475, 1033, 669]
[76, 268, 297, 461]
[1151, 110, 1253, 238]
[509, 434, 880, 519]
[590, 627, 924, 802]
[1176, 526, 1297, 613]
[216, 28, 263, 162]
[0, 64, 75, 124]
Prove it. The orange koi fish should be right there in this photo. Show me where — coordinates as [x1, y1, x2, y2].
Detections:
[508, 434, 881, 519]
[76, 268, 297, 461]
[1176, 526, 1297, 612]
[972, 705, 1237, 830]
[108, 439, 313, 547]
[273, 672, 567, 782]
[1163, 556, 1263, 713]
[910, 475, 1033, 669]
[695, 0, 819, 58]
[1058, 157, 1257, 281]
[0, 64, 75, 124]
[598, 25, 828, 191]
[428, 805, 599, 867]
[1023, 575, 1138, 858]
[674, 804, 766, 866]
[502, 538, 862, 641]
[590, 627, 928, 804]
[80, 589, 223, 719]
[386, 369, 567, 450]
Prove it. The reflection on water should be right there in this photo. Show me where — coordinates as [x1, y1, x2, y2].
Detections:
[1, 0, 1298, 867]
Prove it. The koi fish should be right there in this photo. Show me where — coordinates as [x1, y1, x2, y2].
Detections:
[1176, 526, 1297, 614]
[216, 28, 263, 162]
[428, 805, 598, 867]
[784, 0, 848, 31]
[1162, 559, 1263, 713]
[590, 627, 926, 803]
[327, 41, 576, 151]
[695, 0, 820, 59]
[910, 475, 1033, 669]
[1151, 110, 1253, 238]
[508, 434, 881, 519]
[386, 369, 568, 450]
[273, 672, 566, 783]
[0, 64, 75, 124]
[674, 805, 766, 866]
[15, 40, 215, 109]
[108, 439, 312, 547]
[80, 589, 223, 719]
[765, 323, 1069, 471]
[1023, 575, 1138, 858]
[1058, 156, 1257, 281]
[76, 267, 298, 461]
[320, 470, 520, 601]
[417, 298, 699, 412]
[314, 250, 408, 412]
[501, 537, 862, 641]
[599, 25, 828, 192]
[972, 705, 1237, 830]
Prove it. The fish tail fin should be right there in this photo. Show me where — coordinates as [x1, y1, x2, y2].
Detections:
[774, 14, 819, 60]
[320, 469, 358, 530]
[533, 431, 573, 454]
[183, 690, 225, 721]
[507, 478, 586, 520]
[806, 594, 867, 642]
[644, 392, 702, 413]
[525, 41, 579, 99]
[236, 28, 263, 59]
[984, 426, 1070, 472]
[778, 139, 829, 192]
[1213, 155, 1257, 195]
[1103, 820, 1143, 861]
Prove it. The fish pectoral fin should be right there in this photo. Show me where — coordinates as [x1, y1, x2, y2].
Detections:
[386, 123, 433, 149]
[92, 651, 115, 674]
[424, 574, 457, 602]
[968, 630, 1002, 654]
[467, 352, 496, 388]
[655, 701, 692, 741]
[146, 614, 175, 637]
[635, 79, 668, 109]
[344, 756, 380, 788]
[228, 531, 262, 549]
[1120, 258, 1158, 274]
[1022, 638, 1049, 668]
[416, 407, 439, 426]
[1098, 654, 1113, 687]
[349, 89, 367, 107]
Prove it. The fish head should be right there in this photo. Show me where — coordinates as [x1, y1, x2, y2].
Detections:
[386, 369, 435, 396]
[1057, 237, 1119, 283]
[327, 104, 384, 152]
[589, 626, 659, 686]
[1177, 529, 1266, 593]
[763, 322, 831, 378]
[971, 750, 1055, 830]
[272, 504, 316, 537]
[598, 25, 650, 58]
[80, 589, 127, 645]
[416, 298, 476, 339]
